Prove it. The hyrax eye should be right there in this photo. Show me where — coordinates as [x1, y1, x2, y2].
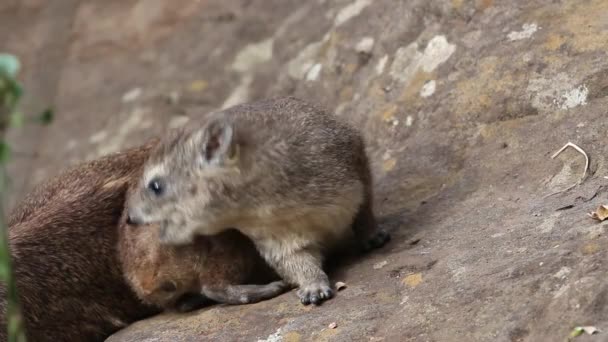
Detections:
[158, 280, 177, 293]
[147, 178, 164, 196]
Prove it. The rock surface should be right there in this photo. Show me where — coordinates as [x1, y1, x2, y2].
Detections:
[3, 0, 608, 341]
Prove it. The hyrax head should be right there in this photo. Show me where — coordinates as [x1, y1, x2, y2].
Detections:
[125, 221, 203, 309]
[133, 259, 191, 309]
[126, 115, 243, 245]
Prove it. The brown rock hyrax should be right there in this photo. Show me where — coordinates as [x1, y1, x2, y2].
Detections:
[2, 139, 284, 342]
[120, 195, 287, 311]
[2, 141, 158, 342]
[126, 96, 390, 306]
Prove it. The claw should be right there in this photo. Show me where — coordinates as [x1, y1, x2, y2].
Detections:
[296, 282, 334, 306]
[320, 288, 334, 299]
[300, 295, 311, 305]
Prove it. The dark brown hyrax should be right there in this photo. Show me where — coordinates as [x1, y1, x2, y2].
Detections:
[126, 96, 391, 306]
[1, 140, 285, 342]
[2, 142, 158, 342]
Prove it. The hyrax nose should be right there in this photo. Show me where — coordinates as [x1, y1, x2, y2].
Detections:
[126, 211, 143, 226]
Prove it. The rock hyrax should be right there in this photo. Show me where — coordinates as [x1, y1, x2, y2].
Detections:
[2, 139, 284, 341]
[126, 96, 390, 305]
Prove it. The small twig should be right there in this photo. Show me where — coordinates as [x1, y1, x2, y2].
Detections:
[555, 204, 574, 211]
[551, 142, 589, 181]
[544, 142, 589, 198]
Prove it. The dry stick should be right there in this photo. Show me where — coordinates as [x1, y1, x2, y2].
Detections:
[544, 142, 589, 198]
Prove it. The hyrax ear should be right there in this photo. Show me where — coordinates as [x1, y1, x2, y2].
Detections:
[200, 117, 239, 167]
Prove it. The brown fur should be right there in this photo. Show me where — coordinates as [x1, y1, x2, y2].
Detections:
[127, 97, 390, 306]
[1, 141, 158, 342]
[0, 139, 283, 342]
[119, 198, 284, 310]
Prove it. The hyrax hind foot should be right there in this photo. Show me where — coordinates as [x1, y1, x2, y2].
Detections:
[297, 280, 334, 306]
[361, 229, 391, 252]
[175, 294, 211, 313]
[353, 200, 391, 252]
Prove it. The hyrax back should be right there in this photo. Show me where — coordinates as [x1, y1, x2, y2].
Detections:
[127, 96, 390, 306]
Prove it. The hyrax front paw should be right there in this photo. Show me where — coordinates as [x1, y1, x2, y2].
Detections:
[296, 281, 334, 306]
[362, 229, 391, 252]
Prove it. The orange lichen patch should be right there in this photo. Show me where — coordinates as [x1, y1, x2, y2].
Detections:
[452, 0, 464, 9]
[532, 0, 608, 53]
[541, 54, 567, 69]
[476, 0, 493, 10]
[339, 86, 354, 102]
[543, 34, 567, 51]
[344, 63, 358, 75]
[317, 31, 340, 60]
[454, 56, 519, 117]
[454, 56, 498, 115]
[582, 242, 600, 255]
[378, 104, 398, 121]
[403, 273, 423, 288]
[562, 0, 608, 52]
[383, 158, 397, 172]
[188, 80, 208, 92]
[374, 291, 395, 304]
[478, 120, 525, 141]
[283, 331, 302, 342]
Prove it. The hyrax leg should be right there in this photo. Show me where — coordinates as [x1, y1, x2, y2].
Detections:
[269, 248, 333, 306]
[175, 281, 289, 312]
[201, 281, 290, 305]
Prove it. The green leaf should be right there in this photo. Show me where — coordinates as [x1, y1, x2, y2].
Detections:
[5, 77, 23, 100]
[37, 108, 53, 125]
[9, 111, 23, 128]
[569, 327, 584, 339]
[0, 54, 20, 78]
[0, 261, 8, 280]
[0, 76, 22, 109]
[11, 80, 23, 100]
[0, 141, 10, 163]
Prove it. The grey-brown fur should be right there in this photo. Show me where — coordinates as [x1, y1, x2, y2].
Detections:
[127, 96, 390, 306]
[1, 139, 284, 342]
